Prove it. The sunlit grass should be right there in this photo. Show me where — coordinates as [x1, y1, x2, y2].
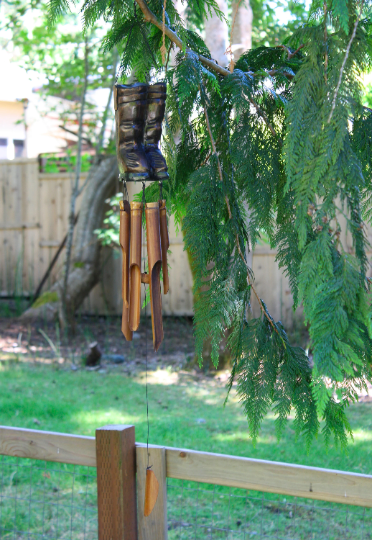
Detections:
[0, 362, 371, 475]
[1, 361, 372, 539]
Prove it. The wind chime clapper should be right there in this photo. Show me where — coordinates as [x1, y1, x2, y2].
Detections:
[115, 81, 170, 352]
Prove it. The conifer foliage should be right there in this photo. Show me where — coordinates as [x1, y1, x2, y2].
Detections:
[50, 0, 372, 446]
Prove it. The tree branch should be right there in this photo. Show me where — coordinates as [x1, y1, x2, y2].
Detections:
[134, 0, 230, 77]
[61, 35, 90, 327]
[201, 92, 280, 335]
[328, 0, 365, 123]
[135, 0, 286, 142]
[276, 44, 304, 60]
[249, 98, 282, 143]
[58, 125, 93, 146]
[323, 2, 328, 84]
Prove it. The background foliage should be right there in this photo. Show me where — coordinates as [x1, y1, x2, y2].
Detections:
[4, 0, 372, 447]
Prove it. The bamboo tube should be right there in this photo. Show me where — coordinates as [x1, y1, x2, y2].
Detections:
[129, 201, 143, 331]
[119, 201, 131, 307]
[145, 202, 164, 351]
[119, 201, 132, 341]
[159, 200, 170, 294]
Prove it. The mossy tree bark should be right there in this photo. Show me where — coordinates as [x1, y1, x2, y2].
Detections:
[21, 156, 118, 323]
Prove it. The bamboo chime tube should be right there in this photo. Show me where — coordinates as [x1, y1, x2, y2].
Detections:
[145, 202, 164, 351]
[159, 200, 170, 294]
[119, 201, 132, 341]
[129, 201, 143, 331]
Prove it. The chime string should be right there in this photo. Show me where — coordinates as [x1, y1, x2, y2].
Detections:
[142, 182, 150, 470]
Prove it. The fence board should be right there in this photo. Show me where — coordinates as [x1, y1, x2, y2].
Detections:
[162, 445, 372, 508]
[0, 425, 96, 466]
[1, 427, 372, 508]
[137, 446, 168, 540]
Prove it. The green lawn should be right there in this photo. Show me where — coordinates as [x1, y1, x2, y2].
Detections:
[0, 361, 371, 473]
[0, 361, 372, 539]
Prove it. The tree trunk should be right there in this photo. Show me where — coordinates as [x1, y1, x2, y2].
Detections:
[204, 0, 229, 67]
[61, 35, 90, 327]
[231, 0, 253, 60]
[21, 156, 118, 322]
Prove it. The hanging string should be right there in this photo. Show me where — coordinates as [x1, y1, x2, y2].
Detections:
[160, 0, 167, 64]
[122, 178, 129, 201]
[142, 182, 151, 470]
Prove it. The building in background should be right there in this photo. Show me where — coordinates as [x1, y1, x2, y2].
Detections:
[0, 51, 113, 161]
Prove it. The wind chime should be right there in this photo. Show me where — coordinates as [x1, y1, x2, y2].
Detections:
[114, 81, 170, 354]
[114, 81, 169, 517]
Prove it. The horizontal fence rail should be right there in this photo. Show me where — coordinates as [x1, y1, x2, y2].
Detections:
[1, 426, 372, 509]
[0, 425, 96, 467]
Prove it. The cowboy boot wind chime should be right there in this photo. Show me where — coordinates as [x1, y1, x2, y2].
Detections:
[114, 82, 170, 353]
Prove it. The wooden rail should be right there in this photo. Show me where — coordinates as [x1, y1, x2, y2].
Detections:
[1, 426, 372, 508]
[0, 426, 96, 467]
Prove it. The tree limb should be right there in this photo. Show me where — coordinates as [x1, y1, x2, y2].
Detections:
[276, 44, 304, 60]
[328, 0, 365, 123]
[61, 35, 90, 327]
[201, 91, 280, 336]
[134, 0, 230, 77]
[135, 0, 286, 141]
[58, 125, 93, 146]
[249, 97, 282, 143]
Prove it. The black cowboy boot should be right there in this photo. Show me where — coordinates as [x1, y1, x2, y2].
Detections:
[144, 82, 169, 180]
[114, 83, 149, 181]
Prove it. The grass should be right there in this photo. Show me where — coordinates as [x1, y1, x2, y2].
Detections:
[0, 361, 372, 539]
[0, 362, 371, 472]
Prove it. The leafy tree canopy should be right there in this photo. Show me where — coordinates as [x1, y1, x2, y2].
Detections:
[7, 0, 372, 448]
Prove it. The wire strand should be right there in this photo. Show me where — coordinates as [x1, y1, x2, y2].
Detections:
[142, 183, 150, 470]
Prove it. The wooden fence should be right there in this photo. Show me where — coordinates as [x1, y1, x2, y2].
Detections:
[1, 425, 372, 540]
[0, 158, 194, 317]
[4, 158, 372, 325]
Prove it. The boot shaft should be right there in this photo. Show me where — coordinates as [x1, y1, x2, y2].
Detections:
[114, 83, 149, 178]
[115, 83, 148, 147]
[145, 82, 167, 145]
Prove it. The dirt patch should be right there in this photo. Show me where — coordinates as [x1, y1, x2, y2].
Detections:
[0, 315, 196, 374]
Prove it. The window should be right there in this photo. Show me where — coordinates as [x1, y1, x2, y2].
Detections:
[13, 139, 25, 158]
[0, 138, 7, 159]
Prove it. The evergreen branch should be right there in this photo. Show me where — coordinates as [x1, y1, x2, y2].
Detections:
[248, 98, 282, 143]
[165, 42, 173, 71]
[276, 44, 304, 60]
[134, 0, 230, 76]
[328, 0, 365, 123]
[251, 68, 295, 80]
[324, 2, 328, 84]
[135, 0, 287, 145]
[202, 92, 280, 336]
[136, 0, 297, 84]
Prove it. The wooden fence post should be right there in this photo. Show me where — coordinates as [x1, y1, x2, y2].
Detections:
[96, 425, 137, 540]
[136, 446, 168, 540]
